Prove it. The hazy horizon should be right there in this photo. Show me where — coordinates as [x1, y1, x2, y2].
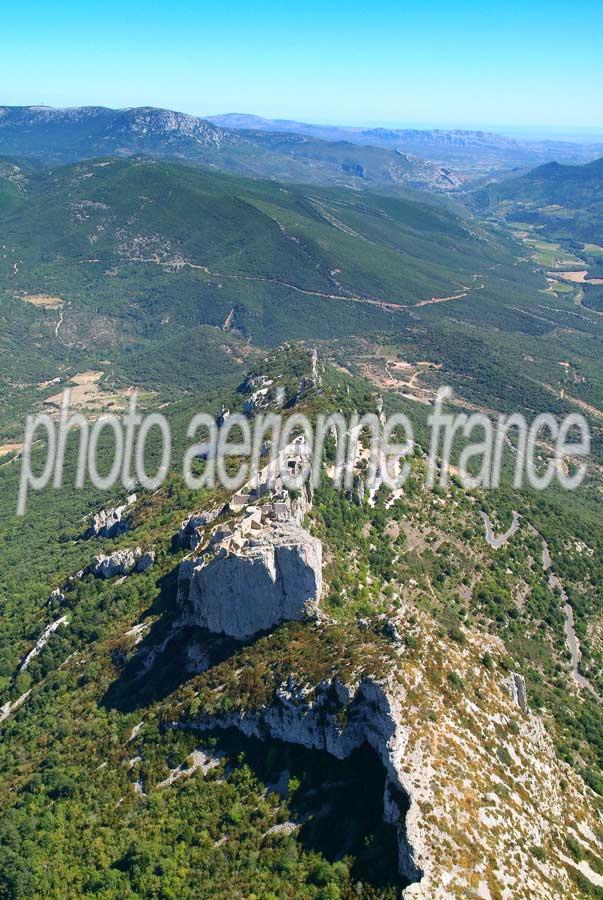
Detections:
[203, 113, 603, 143]
[4, 102, 603, 145]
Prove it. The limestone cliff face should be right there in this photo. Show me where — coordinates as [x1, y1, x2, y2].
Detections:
[174, 610, 602, 899]
[184, 518, 322, 639]
[178, 674, 423, 885]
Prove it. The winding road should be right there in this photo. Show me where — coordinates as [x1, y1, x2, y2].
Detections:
[55, 308, 64, 337]
[542, 540, 591, 691]
[481, 511, 592, 691]
[481, 510, 521, 549]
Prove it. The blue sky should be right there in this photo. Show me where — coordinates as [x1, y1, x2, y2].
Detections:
[2, 1, 602, 134]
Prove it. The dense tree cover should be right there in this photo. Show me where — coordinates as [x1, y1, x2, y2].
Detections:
[0, 667, 400, 900]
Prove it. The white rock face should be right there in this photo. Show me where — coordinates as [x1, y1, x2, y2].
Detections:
[89, 547, 155, 578]
[84, 495, 136, 539]
[89, 547, 142, 579]
[185, 518, 322, 639]
[19, 616, 69, 672]
[171, 600, 600, 899]
[0, 689, 32, 724]
[48, 587, 66, 605]
[507, 672, 529, 713]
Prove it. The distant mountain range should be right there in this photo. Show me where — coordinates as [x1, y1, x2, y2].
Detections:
[0, 106, 462, 192]
[209, 113, 603, 171]
[4, 105, 601, 199]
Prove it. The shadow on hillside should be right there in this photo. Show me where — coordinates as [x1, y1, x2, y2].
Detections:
[101, 564, 244, 713]
[190, 727, 404, 892]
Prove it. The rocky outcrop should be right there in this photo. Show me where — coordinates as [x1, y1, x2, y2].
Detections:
[167, 595, 603, 899]
[178, 508, 221, 549]
[507, 672, 529, 714]
[136, 550, 156, 573]
[84, 495, 136, 539]
[19, 616, 69, 672]
[90, 548, 141, 578]
[298, 347, 322, 397]
[89, 547, 155, 579]
[242, 376, 275, 414]
[183, 517, 322, 639]
[48, 587, 66, 605]
[176, 674, 423, 885]
[0, 689, 32, 724]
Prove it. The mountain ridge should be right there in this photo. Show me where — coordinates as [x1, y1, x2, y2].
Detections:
[471, 153, 603, 249]
[0, 105, 462, 192]
[208, 112, 603, 170]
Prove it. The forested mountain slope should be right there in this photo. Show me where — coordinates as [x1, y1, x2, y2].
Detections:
[0, 133, 602, 897]
[472, 156, 603, 247]
[0, 154, 513, 407]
